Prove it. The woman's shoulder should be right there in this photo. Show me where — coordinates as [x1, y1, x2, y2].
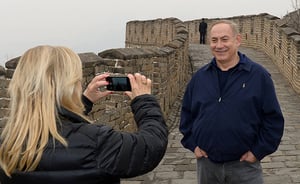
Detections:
[59, 118, 116, 144]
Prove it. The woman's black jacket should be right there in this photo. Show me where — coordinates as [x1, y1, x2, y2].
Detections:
[0, 94, 168, 184]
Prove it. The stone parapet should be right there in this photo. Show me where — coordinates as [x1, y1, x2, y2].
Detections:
[0, 18, 190, 133]
[1, 14, 299, 133]
[95, 18, 190, 132]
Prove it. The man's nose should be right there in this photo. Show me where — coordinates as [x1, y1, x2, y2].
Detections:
[215, 40, 223, 48]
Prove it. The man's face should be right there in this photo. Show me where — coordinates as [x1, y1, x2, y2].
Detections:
[209, 23, 241, 64]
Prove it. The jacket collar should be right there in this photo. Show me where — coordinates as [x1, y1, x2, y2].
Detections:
[204, 51, 252, 72]
[58, 106, 89, 124]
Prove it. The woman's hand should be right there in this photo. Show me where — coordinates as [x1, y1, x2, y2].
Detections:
[83, 73, 112, 103]
[124, 73, 151, 100]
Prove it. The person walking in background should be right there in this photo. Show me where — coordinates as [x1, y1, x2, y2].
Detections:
[199, 18, 207, 44]
[180, 20, 284, 184]
[0, 45, 168, 184]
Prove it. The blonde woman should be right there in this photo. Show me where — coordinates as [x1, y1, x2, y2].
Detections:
[0, 45, 168, 184]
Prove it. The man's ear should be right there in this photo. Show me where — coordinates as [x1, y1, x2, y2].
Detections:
[236, 34, 242, 46]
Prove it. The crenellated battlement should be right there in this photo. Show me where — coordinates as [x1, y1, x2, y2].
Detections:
[0, 18, 190, 132]
[1, 14, 299, 132]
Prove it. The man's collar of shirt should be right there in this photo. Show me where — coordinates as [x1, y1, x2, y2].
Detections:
[204, 51, 252, 72]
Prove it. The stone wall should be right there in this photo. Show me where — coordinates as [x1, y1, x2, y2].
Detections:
[1, 14, 300, 133]
[0, 66, 9, 133]
[0, 18, 190, 132]
[95, 18, 190, 131]
[185, 13, 300, 94]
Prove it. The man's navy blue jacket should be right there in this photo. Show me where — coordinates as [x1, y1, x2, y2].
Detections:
[180, 52, 284, 163]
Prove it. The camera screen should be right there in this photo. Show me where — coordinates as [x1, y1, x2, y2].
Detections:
[106, 77, 131, 91]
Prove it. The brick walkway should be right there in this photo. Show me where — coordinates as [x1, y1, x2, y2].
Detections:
[122, 44, 300, 184]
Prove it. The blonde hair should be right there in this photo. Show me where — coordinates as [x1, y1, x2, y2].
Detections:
[0, 45, 88, 176]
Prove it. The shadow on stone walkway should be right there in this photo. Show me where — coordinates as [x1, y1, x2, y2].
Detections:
[122, 44, 300, 184]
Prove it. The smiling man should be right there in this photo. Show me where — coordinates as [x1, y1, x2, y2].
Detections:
[179, 20, 284, 184]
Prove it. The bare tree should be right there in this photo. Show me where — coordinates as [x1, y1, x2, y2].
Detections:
[283, 0, 300, 32]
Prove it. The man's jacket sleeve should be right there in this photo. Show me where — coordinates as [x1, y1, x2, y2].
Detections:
[251, 73, 284, 160]
[179, 82, 197, 152]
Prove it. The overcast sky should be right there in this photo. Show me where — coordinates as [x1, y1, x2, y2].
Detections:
[0, 0, 296, 66]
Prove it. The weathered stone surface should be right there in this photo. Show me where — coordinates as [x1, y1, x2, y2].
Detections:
[0, 65, 5, 76]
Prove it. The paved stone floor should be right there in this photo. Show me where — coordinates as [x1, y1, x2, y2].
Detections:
[122, 44, 300, 184]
